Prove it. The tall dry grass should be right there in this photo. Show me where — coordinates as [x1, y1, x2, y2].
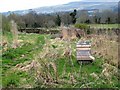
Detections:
[10, 20, 19, 48]
[11, 28, 119, 88]
[83, 33, 118, 67]
[61, 27, 70, 41]
[61, 25, 78, 41]
[14, 36, 76, 87]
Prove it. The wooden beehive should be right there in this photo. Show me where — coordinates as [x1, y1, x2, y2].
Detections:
[76, 41, 95, 63]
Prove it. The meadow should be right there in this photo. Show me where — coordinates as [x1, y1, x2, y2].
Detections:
[89, 24, 119, 29]
[1, 29, 119, 88]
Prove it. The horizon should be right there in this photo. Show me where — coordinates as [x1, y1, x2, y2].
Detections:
[0, 0, 119, 13]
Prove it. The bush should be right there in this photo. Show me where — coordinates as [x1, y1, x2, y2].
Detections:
[74, 23, 89, 30]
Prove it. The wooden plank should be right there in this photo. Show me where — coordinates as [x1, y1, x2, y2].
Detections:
[77, 50, 90, 56]
[76, 45, 91, 48]
[77, 56, 93, 60]
[76, 48, 91, 50]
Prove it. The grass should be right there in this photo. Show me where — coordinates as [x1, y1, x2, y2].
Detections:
[89, 24, 119, 29]
[2, 32, 119, 88]
[2, 33, 48, 88]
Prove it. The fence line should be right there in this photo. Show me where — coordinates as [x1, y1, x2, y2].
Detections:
[18, 28, 119, 35]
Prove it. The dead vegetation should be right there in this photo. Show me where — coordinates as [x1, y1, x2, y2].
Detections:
[13, 36, 76, 87]
[61, 25, 85, 41]
[101, 63, 118, 79]
[10, 20, 19, 48]
[81, 33, 118, 67]
[2, 25, 119, 88]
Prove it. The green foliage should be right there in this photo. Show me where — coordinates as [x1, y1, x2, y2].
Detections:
[85, 19, 91, 24]
[87, 29, 91, 34]
[2, 43, 34, 75]
[36, 35, 45, 46]
[2, 43, 33, 60]
[52, 44, 57, 49]
[74, 23, 89, 29]
[70, 9, 77, 24]
[106, 17, 111, 24]
[2, 34, 119, 88]
[94, 16, 101, 24]
[2, 34, 48, 88]
[55, 15, 61, 26]
[2, 71, 29, 88]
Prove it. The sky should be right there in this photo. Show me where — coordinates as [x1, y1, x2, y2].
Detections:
[0, 0, 119, 12]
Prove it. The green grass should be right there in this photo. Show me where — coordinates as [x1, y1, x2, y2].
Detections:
[2, 43, 34, 74]
[89, 24, 119, 29]
[2, 33, 47, 88]
[2, 73, 20, 87]
[2, 33, 119, 88]
[54, 55, 119, 88]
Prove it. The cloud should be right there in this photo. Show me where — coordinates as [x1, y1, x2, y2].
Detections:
[82, 0, 119, 2]
[0, 0, 119, 12]
[0, 0, 81, 12]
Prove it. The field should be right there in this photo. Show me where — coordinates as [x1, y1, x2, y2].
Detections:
[1, 30, 119, 88]
[89, 24, 119, 29]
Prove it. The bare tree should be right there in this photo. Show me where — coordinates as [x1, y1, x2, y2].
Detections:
[76, 10, 89, 23]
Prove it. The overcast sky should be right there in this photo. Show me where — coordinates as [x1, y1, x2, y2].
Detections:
[0, 0, 119, 12]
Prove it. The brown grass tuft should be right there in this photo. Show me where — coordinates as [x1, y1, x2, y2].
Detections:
[10, 20, 19, 48]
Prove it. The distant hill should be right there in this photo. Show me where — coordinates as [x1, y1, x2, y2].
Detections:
[2, 1, 118, 15]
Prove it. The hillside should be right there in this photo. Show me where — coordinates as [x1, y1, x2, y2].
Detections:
[2, 1, 118, 15]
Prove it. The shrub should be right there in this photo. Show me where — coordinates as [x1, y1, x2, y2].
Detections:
[87, 29, 91, 34]
[74, 23, 89, 30]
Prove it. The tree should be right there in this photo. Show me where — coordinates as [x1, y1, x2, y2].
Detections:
[61, 13, 72, 25]
[106, 17, 111, 24]
[55, 15, 61, 26]
[98, 17, 101, 24]
[100, 10, 116, 24]
[94, 16, 98, 23]
[76, 10, 89, 23]
[93, 15, 101, 24]
[85, 19, 91, 24]
[33, 22, 38, 28]
[70, 9, 77, 24]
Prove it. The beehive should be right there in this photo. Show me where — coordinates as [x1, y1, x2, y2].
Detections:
[76, 41, 95, 63]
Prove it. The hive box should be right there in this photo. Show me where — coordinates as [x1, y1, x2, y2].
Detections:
[76, 41, 95, 63]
